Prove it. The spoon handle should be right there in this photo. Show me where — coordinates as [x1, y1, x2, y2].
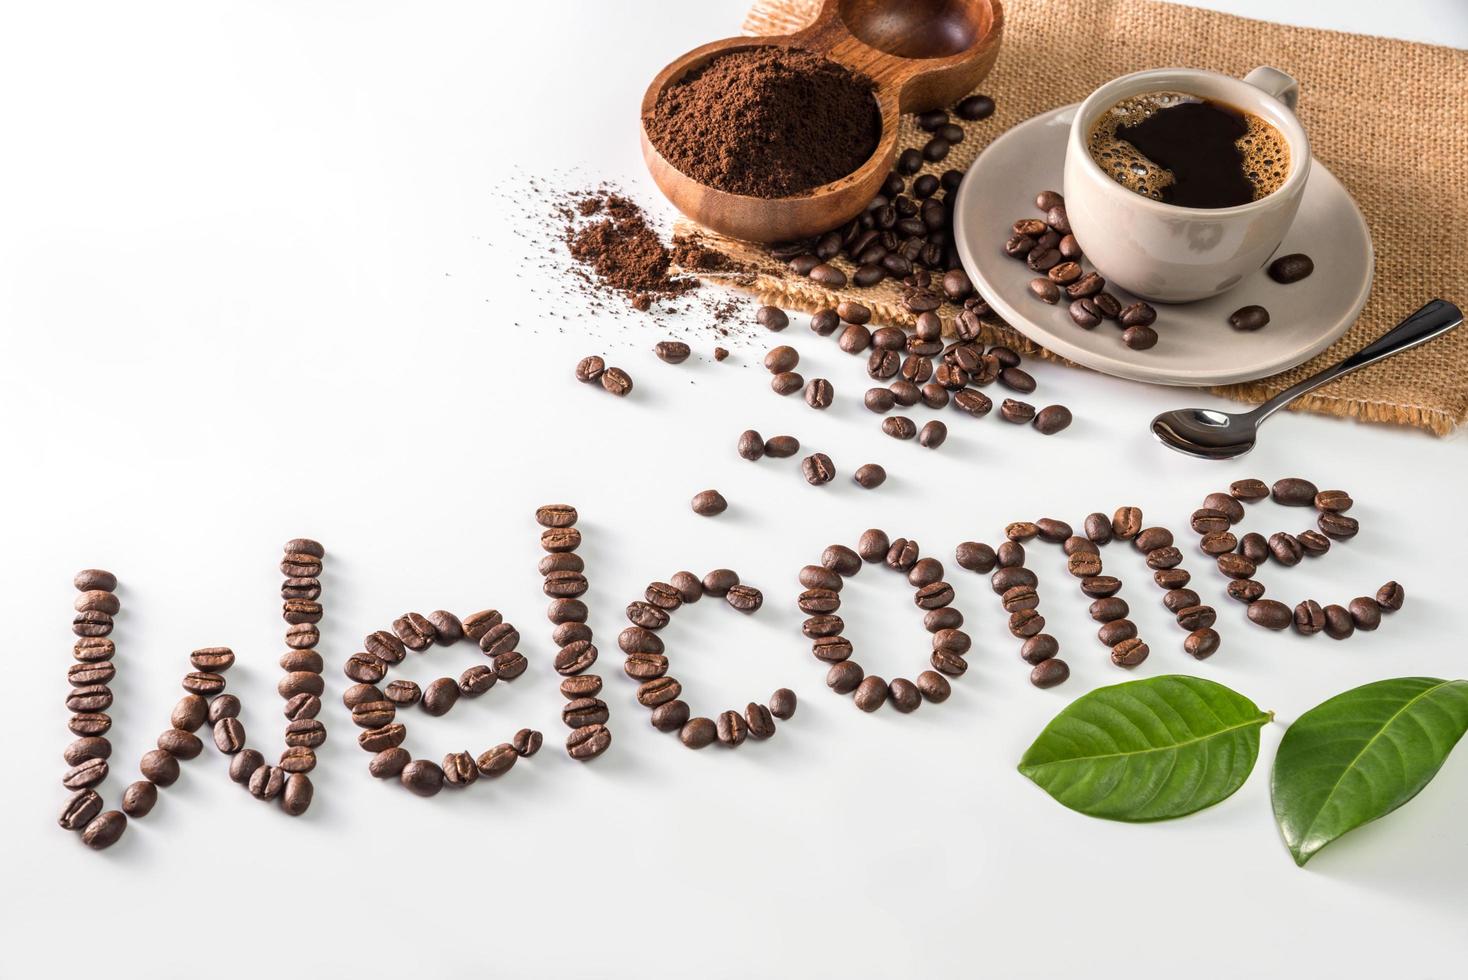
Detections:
[1253, 299, 1463, 422]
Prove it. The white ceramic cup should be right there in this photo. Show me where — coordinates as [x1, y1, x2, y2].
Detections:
[1062, 66, 1309, 304]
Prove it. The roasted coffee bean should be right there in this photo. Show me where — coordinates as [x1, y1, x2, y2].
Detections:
[1176, 605, 1217, 631]
[277, 671, 324, 699]
[993, 567, 1038, 593]
[889, 380, 920, 407]
[1033, 405, 1072, 434]
[1239, 532, 1270, 563]
[1097, 619, 1137, 647]
[343, 683, 383, 709]
[1118, 301, 1157, 327]
[1227, 579, 1267, 604]
[398, 759, 444, 796]
[863, 387, 897, 415]
[1007, 234, 1038, 258]
[711, 709, 747, 745]
[422, 677, 460, 715]
[542, 527, 582, 554]
[801, 453, 836, 485]
[915, 582, 955, 610]
[283, 599, 323, 625]
[1319, 512, 1359, 540]
[845, 675, 886, 712]
[753, 436, 797, 463]
[1197, 492, 1243, 524]
[560, 675, 604, 703]
[1110, 638, 1149, 667]
[655, 340, 691, 365]
[1225, 478, 1266, 501]
[827, 660, 864, 693]
[1217, 553, 1257, 579]
[62, 757, 108, 791]
[352, 699, 397, 729]
[437, 751, 478, 786]
[60, 789, 104, 831]
[562, 695, 611, 728]
[72, 637, 115, 663]
[283, 694, 321, 722]
[868, 349, 901, 379]
[364, 630, 406, 665]
[393, 612, 437, 650]
[279, 746, 316, 774]
[954, 541, 996, 573]
[601, 367, 634, 397]
[738, 701, 775, 739]
[536, 503, 578, 529]
[1146, 546, 1183, 570]
[181, 671, 226, 696]
[281, 718, 325, 749]
[1311, 490, 1353, 514]
[1348, 596, 1382, 631]
[72, 610, 114, 638]
[998, 367, 1036, 394]
[1089, 597, 1129, 623]
[479, 622, 522, 657]
[799, 588, 841, 615]
[230, 748, 265, 784]
[139, 748, 179, 787]
[688, 489, 728, 518]
[1122, 324, 1158, 350]
[1029, 277, 1061, 304]
[996, 541, 1025, 568]
[158, 728, 203, 760]
[1155, 568, 1191, 590]
[1199, 531, 1238, 556]
[1292, 600, 1326, 636]
[81, 810, 127, 850]
[74, 568, 117, 593]
[908, 557, 945, 588]
[1268, 532, 1303, 566]
[999, 399, 1035, 423]
[69, 713, 111, 737]
[462, 609, 503, 641]
[64, 736, 112, 767]
[575, 356, 605, 383]
[424, 609, 466, 645]
[213, 717, 246, 754]
[804, 378, 834, 410]
[852, 463, 887, 489]
[1161, 588, 1200, 614]
[1229, 305, 1270, 331]
[1067, 297, 1102, 328]
[1272, 477, 1318, 506]
[1066, 551, 1102, 578]
[1268, 253, 1314, 283]
[1067, 272, 1104, 300]
[284, 623, 320, 649]
[494, 651, 528, 680]
[359, 723, 407, 753]
[726, 583, 764, 613]
[279, 650, 323, 674]
[1317, 604, 1353, 640]
[853, 529, 890, 564]
[1190, 508, 1231, 534]
[74, 590, 120, 615]
[885, 538, 920, 571]
[1375, 581, 1405, 611]
[280, 772, 313, 816]
[1030, 658, 1070, 688]
[280, 553, 321, 578]
[1247, 599, 1292, 630]
[66, 685, 113, 713]
[1079, 575, 1121, 598]
[918, 419, 948, 449]
[1110, 506, 1142, 540]
[118, 782, 155, 822]
[1131, 527, 1172, 553]
[1001, 584, 1038, 612]
[1047, 260, 1082, 285]
[949, 388, 990, 418]
[702, 568, 740, 597]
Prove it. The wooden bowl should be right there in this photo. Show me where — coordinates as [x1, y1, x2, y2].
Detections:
[640, 0, 1004, 244]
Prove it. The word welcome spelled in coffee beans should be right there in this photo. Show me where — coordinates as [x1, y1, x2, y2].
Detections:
[620, 569, 792, 748]
[59, 477, 1405, 847]
[1008, 190, 1161, 351]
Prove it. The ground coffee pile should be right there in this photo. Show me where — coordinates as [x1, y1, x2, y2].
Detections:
[644, 46, 880, 199]
[564, 190, 696, 309]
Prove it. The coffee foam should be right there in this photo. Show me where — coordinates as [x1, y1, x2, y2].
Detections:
[1086, 91, 1290, 203]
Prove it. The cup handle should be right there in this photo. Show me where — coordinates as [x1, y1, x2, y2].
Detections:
[1243, 66, 1299, 111]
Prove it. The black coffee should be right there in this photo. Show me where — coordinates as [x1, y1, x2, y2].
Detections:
[1087, 91, 1289, 208]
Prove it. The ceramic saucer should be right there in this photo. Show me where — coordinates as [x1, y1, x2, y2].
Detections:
[952, 103, 1373, 386]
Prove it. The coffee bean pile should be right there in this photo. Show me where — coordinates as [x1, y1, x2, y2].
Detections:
[209, 540, 327, 814]
[1007, 190, 1159, 351]
[620, 570, 789, 748]
[536, 503, 611, 761]
[770, 95, 996, 306]
[60, 570, 218, 849]
[1194, 477, 1402, 638]
[761, 300, 1072, 447]
[575, 355, 634, 397]
[345, 603, 538, 795]
[800, 531, 971, 712]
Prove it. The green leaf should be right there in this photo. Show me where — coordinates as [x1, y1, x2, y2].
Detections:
[1018, 674, 1271, 821]
[1271, 677, 1468, 867]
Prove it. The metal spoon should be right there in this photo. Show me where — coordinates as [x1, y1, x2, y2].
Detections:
[1152, 299, 1463, 459]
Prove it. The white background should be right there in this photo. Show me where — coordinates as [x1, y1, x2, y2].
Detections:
[3, 2, 1466, 977]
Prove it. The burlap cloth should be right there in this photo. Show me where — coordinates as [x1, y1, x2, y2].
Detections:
[672, 0, 1468, 434]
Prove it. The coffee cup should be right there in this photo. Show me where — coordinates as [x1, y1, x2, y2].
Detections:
[1062, 66, 1309, 304]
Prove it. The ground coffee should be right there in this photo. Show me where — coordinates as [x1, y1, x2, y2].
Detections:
[644, 46, 879, 198]
[564, 191, 695, 309]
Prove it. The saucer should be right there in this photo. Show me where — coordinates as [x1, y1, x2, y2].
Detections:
[952, 103, 1373, 386]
